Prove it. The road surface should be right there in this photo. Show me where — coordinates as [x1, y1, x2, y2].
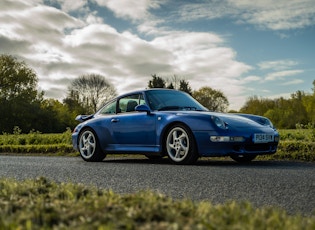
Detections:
[0, 155, 314, 215]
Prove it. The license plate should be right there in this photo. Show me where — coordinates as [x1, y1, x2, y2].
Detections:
[253, 134, 274, 143]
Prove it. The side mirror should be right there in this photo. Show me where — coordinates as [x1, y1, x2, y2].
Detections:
[75, 114, 94, 122]
[135, 104, 151, 114]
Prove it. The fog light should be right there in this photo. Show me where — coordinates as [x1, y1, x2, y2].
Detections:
[210, 136, 230, 142]
[210, 136, 245, 142]
[231, 136, 245, 142]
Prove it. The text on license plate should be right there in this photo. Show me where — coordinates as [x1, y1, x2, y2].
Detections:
[253, 134, 274, 143]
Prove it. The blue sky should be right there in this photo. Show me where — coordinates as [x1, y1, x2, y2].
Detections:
[1, 0, 314, 110]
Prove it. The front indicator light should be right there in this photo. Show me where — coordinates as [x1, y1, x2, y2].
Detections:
[210, 136, 245, 142]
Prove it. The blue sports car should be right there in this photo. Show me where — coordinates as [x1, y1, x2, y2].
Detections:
[72, 89, 279, 164]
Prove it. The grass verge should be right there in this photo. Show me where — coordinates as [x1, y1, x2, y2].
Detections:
[0, 129, 315, 162]
[0, 177, 314, 230]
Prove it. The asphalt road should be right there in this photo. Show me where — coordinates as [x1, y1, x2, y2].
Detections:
[1, 155, 314, 215]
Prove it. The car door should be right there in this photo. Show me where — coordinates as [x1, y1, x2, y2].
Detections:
[110, 94, 157, 151]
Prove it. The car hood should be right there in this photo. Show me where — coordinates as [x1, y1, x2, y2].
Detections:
[164, 111, 272, 129]
[212, 113, 267, 128]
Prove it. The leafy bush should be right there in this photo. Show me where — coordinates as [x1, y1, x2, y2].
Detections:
[0, 144, 75, 155]
[0, 177, 314, 230]
[279, 129, 315, 142]
[0, 129, 72, 146]
[1, 129, 315, 161]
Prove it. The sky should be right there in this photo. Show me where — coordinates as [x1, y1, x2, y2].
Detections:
[1, 0, 315, 110]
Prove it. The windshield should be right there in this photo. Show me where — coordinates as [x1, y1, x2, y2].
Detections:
[145, 90, 208, 111]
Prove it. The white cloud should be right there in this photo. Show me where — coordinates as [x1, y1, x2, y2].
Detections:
[56, 0, 87, 12]
[265, 70, 304, 81]
[258, 60, 298, 71]
[282, 79, 304, 86]
[150, 32, 252, 109]
[94, 0, 165, 20]
[2, 0, 311, 111]
[169, 0, 315, 31]
[229, 0, 315, 30]
[0, 1, 83, 41]
[242, 76, 262, 83]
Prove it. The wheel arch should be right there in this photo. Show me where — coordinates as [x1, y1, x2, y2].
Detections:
[77, 126, 107, 162]
[160, 121, 199, 156]
[78, 125, 110, 150]
[77, 125, 94, 146]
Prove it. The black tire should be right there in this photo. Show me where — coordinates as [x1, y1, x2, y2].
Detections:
[230, 154, 257, 163]
[78, 128, 106, 162]
[165, 124, 198, 165]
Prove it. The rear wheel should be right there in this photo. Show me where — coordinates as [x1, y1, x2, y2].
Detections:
[78, 128, 106, 162]
[230, 155, 257, 163]
[165, 124, 198, 164]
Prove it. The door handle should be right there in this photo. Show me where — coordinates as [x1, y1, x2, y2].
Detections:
[111, 118, 119, 123]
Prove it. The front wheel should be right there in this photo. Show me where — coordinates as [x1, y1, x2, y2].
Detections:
[78, 128, 106, 162]
[165, 124, 198, 164]
[230, 155, 257, 163]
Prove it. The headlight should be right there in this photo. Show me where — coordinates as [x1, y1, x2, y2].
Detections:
[257, 117, 274, 128]
[211, 116, 227, 129]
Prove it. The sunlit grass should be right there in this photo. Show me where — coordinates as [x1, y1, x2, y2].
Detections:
[0, 177, 314, 229]
[0, 129, 315, 161]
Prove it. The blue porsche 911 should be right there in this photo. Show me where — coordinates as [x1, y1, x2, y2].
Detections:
[72, 89, 279, 164]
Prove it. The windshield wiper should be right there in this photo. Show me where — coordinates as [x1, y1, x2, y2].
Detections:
[158, 106, 198, 111]
[158, 106, 181, 111]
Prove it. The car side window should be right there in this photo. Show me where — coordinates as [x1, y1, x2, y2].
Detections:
[99, 100, 117, 115]
[118, 94, 145, 113]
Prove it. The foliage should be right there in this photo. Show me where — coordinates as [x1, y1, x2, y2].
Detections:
[193, 86, 229, 112]
[0, 177, 314, 230]
[179, 79, 192, 95]
[66, 74, 117, 113]
[0, 144, 75, 155]
[240, 81, 315, 129]
[148, 74, 166, 88]
[0, 129, 72, 145]
[1, 53, 314, 133]
[0, 129, 75, 155]
[0, 54, 44, 133]
[257, 128, 315, 161]
[148, 74, 193, 94]
[1, 129, 315, 162]
[279, 128, 315, 142]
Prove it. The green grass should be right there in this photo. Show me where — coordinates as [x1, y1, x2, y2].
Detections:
[0, 177, 314, 230]
[1, 128, 315, 162]
[279, 129, 315, 142]
[0, 129, 72, 145]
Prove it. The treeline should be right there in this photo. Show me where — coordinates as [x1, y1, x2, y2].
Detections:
[1, 54, 314, 133]
[0, 55, 103, 134]
[239, 87, 315, 129]
[0, 54, 229, 133]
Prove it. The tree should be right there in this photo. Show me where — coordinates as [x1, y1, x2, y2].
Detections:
[67, 74, 117, 113]
[0, 54, 43, 133]
[239, 89, 313, 129]
[193, 87, 229, 112]
[148, 74, 166, 88]
[166, 82, 175, 89]
[148, 74, 193, 94]
[239, 96, 275, 116]
[0, 54, 40, 101]
[179, 79, 192, 95]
